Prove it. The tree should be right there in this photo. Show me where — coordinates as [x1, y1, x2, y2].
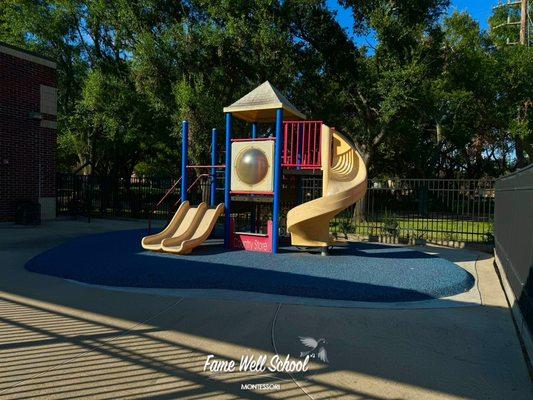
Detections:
[310, 0, 451, 177]
[1, 0, 305, 177]
[489, 4, 533, 168]
[433, 11, 505, 178]
[1, 0, 528, 179]
[493, 46, 533, 168]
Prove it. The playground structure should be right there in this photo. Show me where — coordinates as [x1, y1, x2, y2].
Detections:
[141, 81, 367, 254]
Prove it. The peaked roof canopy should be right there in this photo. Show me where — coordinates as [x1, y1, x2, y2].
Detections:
[223, 81, 305, 123]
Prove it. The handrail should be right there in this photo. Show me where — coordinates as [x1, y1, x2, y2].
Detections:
[186, 165, 226, 169]
[172, 173, 213, 207]
[147, 177, 182, 233]
[187, 173, 212, 193]
[231, 138, 275, 142]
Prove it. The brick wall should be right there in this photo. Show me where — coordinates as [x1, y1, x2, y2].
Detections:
[0, 43, 57, 221]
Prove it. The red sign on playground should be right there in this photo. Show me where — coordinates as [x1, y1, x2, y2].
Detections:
[231, 220, 273, 253]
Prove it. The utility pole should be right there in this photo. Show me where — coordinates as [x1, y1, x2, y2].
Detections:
[519, 0, 527, 44]
[493, 0, 530, 46]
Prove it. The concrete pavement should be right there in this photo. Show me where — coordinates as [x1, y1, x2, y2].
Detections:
[0, 219, 531, 399]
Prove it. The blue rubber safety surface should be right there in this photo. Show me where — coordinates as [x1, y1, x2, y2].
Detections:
[26, 229, 475, 302]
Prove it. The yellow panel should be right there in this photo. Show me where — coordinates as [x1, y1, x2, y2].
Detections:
[231, 140, 275, 193]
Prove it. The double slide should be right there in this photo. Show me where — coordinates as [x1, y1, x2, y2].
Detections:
[287, 124, 367, 248]
[141, 201, 224, 254]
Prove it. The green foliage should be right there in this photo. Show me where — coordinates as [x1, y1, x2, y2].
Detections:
[381, 210, 399, 236]
[339, 219, 355, 239]
[493, 45, 533, 166]
[484, 222, 495, 243]
[0, 0, 531, 179]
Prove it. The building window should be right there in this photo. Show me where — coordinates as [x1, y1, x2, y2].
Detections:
[40, 85, 57, 116]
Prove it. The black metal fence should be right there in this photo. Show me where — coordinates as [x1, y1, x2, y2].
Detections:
[56, 174, 212, 222]
[57, 174, 495, 244]
[332, 178, 494, 244]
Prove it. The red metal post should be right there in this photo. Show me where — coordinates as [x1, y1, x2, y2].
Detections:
[283, 124, 286, 164]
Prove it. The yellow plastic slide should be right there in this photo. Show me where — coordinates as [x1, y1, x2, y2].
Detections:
[162, 203, 225, 254]
[141, 202, 208, 251]
[287, 124, 367, 248]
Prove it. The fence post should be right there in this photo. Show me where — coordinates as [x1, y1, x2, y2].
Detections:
[86, 174, 92, 223]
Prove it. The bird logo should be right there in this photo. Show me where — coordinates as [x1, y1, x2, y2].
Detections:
[299, 336, 328, 363]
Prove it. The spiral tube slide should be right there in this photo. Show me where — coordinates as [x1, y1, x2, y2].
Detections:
[287, 124, 367, 249]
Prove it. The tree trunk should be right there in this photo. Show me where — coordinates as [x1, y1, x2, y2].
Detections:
[515, 137, 529, 169]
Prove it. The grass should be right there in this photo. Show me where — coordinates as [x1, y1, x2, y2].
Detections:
[331, 217, 493, 243]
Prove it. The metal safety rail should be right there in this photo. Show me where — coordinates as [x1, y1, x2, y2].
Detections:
[147, 177, 182, 233]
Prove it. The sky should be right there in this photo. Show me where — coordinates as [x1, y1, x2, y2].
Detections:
[327, 0, 497, 49]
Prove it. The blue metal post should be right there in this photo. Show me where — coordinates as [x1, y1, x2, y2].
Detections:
[181, 120, 189, 202]
[272, 108, 283, 253]
[224, 113, 232, 248]
[210, 128, 218, 207]
[250, 122, 258, 231]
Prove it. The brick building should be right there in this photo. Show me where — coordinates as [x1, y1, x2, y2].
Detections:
[0, 42, 57, 222]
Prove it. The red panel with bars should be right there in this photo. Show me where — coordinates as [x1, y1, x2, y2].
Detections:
[282, 121, 322, 169]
